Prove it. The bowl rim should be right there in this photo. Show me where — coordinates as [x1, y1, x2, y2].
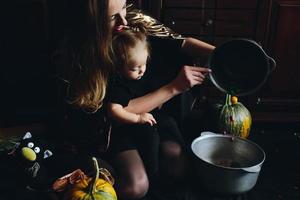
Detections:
[191, 132, 266, 171]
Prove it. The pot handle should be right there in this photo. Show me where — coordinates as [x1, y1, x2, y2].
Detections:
[267, 56, 276, 74]
[241, 165, 261, 173]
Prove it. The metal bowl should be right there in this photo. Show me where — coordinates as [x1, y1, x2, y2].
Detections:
[191, 132, 266, 195]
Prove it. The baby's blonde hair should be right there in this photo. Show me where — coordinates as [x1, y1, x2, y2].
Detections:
[112, 26, 150, 70]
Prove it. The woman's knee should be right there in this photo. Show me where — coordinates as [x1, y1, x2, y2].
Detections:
[120, 173, 149, 199]
[112, 150, 150, 199]
[160, 140, 182, 159]
[160, 141, 189, 179]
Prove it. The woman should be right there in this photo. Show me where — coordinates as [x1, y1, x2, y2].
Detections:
[55, 0, 214, 199]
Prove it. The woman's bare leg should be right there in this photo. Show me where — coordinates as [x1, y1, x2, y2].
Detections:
[112, 150, 149, 199]
[160, 140, 188, 181]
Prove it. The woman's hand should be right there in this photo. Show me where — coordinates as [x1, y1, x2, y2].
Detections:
[138, 113, 157, 126]
[171, 65, 211, 93]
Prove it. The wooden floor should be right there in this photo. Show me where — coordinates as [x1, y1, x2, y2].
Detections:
[1, 123, 300, 200]
[146, 122, 300, 200]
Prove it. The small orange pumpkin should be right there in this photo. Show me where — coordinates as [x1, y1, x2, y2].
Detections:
[64, 157, 117, 200]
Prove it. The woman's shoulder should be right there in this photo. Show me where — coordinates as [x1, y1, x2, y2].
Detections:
[148, 35, 184, 50]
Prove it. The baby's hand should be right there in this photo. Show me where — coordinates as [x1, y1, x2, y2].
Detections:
[138, 113, 157, 126]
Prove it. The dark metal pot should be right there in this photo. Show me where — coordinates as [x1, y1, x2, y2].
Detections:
[207, 39, 276, 96]
[191, 132, 266, 195]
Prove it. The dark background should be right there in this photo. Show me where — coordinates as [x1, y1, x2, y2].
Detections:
[1, 0, 300, 127]
[0, 1, 300, 200]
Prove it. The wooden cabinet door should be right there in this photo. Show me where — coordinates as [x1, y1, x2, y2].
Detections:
[252, 0, 300, 122]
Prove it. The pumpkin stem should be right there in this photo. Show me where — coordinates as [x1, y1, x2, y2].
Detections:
[89, 157, 100, 195]
[226, 94, 232, 106]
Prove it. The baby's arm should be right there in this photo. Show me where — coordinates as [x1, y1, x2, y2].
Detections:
[108, 103, 157, 126]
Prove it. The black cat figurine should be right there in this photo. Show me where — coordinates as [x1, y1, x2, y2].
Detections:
[9, 132, 54, 191]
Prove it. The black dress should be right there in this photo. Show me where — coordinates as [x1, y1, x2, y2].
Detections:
[106, 36, 188, 177]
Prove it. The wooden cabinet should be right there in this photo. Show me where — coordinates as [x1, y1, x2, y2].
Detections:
[250, 0, 300, 122]
[159, 0, 260, 45]
[142, 0, 300, 122]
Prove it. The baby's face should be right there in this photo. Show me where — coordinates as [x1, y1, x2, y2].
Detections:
[122, 42, 148, 80]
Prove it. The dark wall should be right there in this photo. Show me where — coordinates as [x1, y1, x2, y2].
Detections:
[1, 1, 59, 127]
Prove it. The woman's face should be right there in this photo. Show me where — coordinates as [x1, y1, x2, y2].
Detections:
[108, 0, 128, 31]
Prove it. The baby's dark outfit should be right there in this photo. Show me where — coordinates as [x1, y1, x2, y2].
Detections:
[107, 72, 184, 177]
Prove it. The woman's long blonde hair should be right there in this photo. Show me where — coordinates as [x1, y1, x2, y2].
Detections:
[60, 0, 114, 113]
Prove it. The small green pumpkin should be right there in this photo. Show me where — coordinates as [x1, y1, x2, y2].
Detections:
[64, 157, 117, 200]
[219, 94, 252, 138]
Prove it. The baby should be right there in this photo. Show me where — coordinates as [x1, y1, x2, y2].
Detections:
[107, 27, 184, 178]
[108, 27, 156, 126]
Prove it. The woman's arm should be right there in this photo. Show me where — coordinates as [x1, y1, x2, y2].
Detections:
[125, 65, 211, 114]
[125, 37, 214, 114]
[181, 37, 215, 57]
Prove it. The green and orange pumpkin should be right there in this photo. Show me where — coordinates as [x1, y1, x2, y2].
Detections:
[218, 94, 252, 138]
[64, 157, 117, 200]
